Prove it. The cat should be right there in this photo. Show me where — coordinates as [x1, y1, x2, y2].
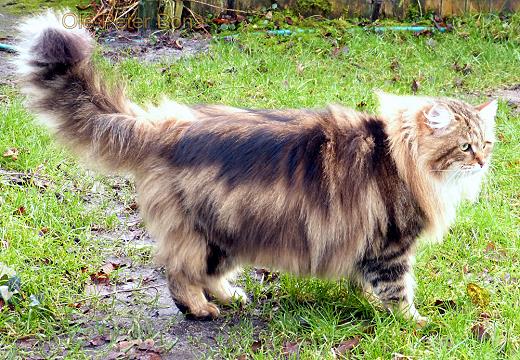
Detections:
[14, 10, 497, 325]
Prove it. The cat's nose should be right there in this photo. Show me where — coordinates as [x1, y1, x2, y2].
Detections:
[475, 154, 485, 168]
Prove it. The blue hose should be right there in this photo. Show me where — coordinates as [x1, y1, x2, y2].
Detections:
[1, 25, 447, 51]
[372, 26, 446, 33]
[218, 25, 447, 40]
[0, 43, 17, 53]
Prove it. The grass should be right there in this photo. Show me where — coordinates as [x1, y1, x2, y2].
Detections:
[1, 7, 520, 360]
[0, 0, 89, 15]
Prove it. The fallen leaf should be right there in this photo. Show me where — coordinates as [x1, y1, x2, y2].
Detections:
[31, 177, 51, 190]
[38, 227, 49, 236]
[29, 294, 42, 307]
[393, 354, 413, 360]
[7, 275, 21, 292]
[265, 11, 273, 20]
[414, 29, 433, 37]
[90, 335, 107, 347]
[68, 302, 82, 309]
[106, 351, 126, 360]
[251, 339, 262, 352]
[173, 39, 183, 50]
[14, 206, 26, 215]
[0, 262, 16, 279]
[0, 285, 16, 302]
[100, 263, 117, 276]
[466, 283, 490, 307]
[116, 339, 142, 352]
[76, 3, 92, 10]
[212, 18, 228, 25]
[334, 336, 360, 356]
[126, 202, 139, 211]
[16, 337, 38, 349]
[140, 353, 162, 360]
[137, 338, 155, 350]
[84, 284, 110, 296]
[471, 322, 491, 341]
[254, 268, 279, 283]
[452, 62, 472, 75]
[285, 16, 294, 25]
[484, 242, 495, 252]
[332, 46, 349, 57]
[411, 79, 420, 94]
[433, 299, 457, 314]
[3, 147, 18, 160]
[90, 271, 110, 285]
[453, 78, 464, 88]
[90, 224, 104, 232]
[479, 312, 491, 320]
[237, 355, 247, 360]
[282, 341, 299, 356]
[426, 38, 436, 48]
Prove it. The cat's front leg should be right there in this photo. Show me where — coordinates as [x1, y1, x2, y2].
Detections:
[385, 272, 428, 327]
[360, 257, 428, 326]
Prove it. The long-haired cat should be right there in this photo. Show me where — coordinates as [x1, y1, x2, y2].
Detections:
[14, 11, 497, 325]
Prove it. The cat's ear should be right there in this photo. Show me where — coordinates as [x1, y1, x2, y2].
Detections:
[423, 104, 453, 131]
[476, 99, 498, 127]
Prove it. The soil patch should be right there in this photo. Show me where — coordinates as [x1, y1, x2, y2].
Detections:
[0, 12, 18, 85]
[99, 30, 210, 63]
[493, 84, 520, 112]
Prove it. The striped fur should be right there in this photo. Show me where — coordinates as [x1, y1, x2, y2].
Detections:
[14, 11, 497, 324]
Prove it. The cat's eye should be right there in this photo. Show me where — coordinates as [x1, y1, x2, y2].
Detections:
[459, 143, 471, 151]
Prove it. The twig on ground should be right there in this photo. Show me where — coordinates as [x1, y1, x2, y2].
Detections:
[185, 0, 259, 14]
[59, 282, 168, 306]
[0, 168, 53, 189]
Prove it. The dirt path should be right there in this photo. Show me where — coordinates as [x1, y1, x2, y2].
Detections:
[12, 177, 261, 359]
[0, 13, 18, 85]
[1, 12, 239, 360]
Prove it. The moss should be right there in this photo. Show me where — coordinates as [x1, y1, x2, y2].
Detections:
[0, 0, 89, 15]
[296, 0, 332, 16]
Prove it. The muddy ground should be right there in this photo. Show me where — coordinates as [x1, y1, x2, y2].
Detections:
[0, 12, 210, 83]
[0, 13, 18, 85]
[1, 12, 242, 360]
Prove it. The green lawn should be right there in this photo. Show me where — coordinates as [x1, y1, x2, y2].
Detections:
[1, 9, 519, 359]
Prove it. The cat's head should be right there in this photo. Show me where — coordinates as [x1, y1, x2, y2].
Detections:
[377, 92, 497, 179]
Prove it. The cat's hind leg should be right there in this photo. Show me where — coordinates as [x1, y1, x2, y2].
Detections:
[158, 230, 221, 320]
[166, 270, 220, 320]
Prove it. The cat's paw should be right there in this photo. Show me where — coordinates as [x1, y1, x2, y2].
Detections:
[186, 302, 220, 321]
[414, 315, 429, 328]
[229, 286, 249, 304]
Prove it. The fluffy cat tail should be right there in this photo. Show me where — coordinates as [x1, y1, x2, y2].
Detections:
[14, 10, 156, 172]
